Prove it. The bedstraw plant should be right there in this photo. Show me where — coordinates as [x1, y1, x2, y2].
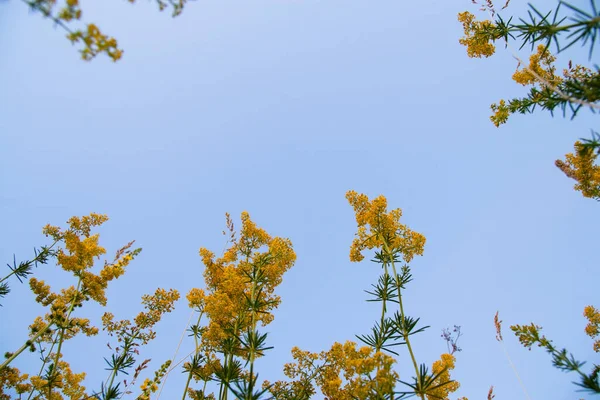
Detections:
[1, 193, 473, 399]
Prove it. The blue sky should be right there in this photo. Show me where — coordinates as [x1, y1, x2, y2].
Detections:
[1, 0, 599, 399]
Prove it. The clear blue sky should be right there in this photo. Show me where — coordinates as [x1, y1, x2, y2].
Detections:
[1, 0, 598, 399]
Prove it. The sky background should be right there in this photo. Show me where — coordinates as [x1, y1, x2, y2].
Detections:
[1, 0, 599, 399]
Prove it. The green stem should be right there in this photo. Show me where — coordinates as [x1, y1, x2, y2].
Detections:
[47, 275, 84, 396]
[223, 352, 234, 400]
[382, 241, 423, 400]
[181, 313, 203, 400]
[20, 0, 75, 33]
[106, 336, 136, 395]
[181, 372, 193, 400]
[378, 266, 389, 353]
[1, 322, 54, 369]
[26, 329, 61, 400]
[1, 240, 60, 284]
[372, 265, 389, 398]
[218, 378, 224, 400]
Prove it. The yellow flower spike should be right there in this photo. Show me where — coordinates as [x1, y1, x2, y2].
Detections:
[198, 211, 296, 351]
[584, 305, 600, 352]
[556, 142, 600, 200]
[512, 44, 561, 87]
[426, 353, 460, 400]
[457, 11, 498, 58]
[0, 366, 32, 395]
[346, 190, 426, 263]
[295, 341, 399, 399]
[186, 288, 206, 310]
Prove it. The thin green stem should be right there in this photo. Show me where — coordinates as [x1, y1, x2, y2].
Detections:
[181, 312, 203, 400]
[20, 0, 75, 34]
[1, 240, 60, 284]
[47, 275, 84, 397]
[26, 329, 61, 400]
[382, 241, 423, 400]
[378, 266, 389, 353]
[372, 265, 389, 397]
[1, 322, 54, 369]
[246, 263, 260, 398]
[182, 372, 193, 400]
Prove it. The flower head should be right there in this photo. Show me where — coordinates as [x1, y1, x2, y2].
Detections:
[346, 191, 426, 263]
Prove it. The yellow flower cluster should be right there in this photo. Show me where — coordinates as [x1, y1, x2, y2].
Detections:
[29, 277, 98, 343]
[67, 24, 122, 62]
[57, 0, 82, 21]
[274, 341, 398, 400]
[26, 360, 86, 400]
[138, 360, 172, 400]
[0, 366, 32, 399]
[193, 212, 296, 348]
[102, 288, 180, 345]
[457, 12, 498, 58]
[584, 305, 600, 352]
[29, 277, 57, 306]
[512, 45, 561, 87]
[135, 288, 181, 330]
[488, 46, 594, 128]
[490, 99, 510, 127]
[426, 353, 460, 400]
[25, 0, 123, 61]
[40, 215, 141, 307]
[186, 287, 206, 311]
[556, 142, 600, 200]
[346, 191, 426, 263]
[320, 342, 398, 399]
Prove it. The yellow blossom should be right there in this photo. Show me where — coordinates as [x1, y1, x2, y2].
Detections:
[556, 142, 600, 200]
[426, 353, 460, 400]
[198, 212, 295, 350]
[187, 288, 206, 310]
[346, 191, 426, 263]
[512, 44, 561, 87]
[457, 11, 498, 58]
[584, 305, 600, 352]
[277, 341, 398, 400]
[490, 99, 510, 127]
[0, 366, 32, 399]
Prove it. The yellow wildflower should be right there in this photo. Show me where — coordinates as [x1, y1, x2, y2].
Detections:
[426, 353, 460, 400]
[584, 305, 600, 352]
[280, 341, 398, 400]
[490, 99, 510, 127]
[198, 212, 295, 349]
[346, 191, 426, 263]
[512, 44, 561, 87]
[0, 366, 32, 399]
[556, 141, 600, 200]
[457, 11, 498, 58]
[187, 288, 206, 310]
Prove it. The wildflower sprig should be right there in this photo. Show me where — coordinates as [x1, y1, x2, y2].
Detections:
[459, 0, 600, 122]
[266, 192, 462, 400]
[459, 0, 600, 201]
[98, 288, 180, 399]
[555, 140, 600, 200]
[460, 1, 600, 59]
[176, 212, 295, 400]
[20, 0, 191, 61]
[0, 214, 157, 400]
[511, 322, 600, 393]
[441, 326, 463, 355]
[1, 242, 59, 305]
[346, 191, 459, 400]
